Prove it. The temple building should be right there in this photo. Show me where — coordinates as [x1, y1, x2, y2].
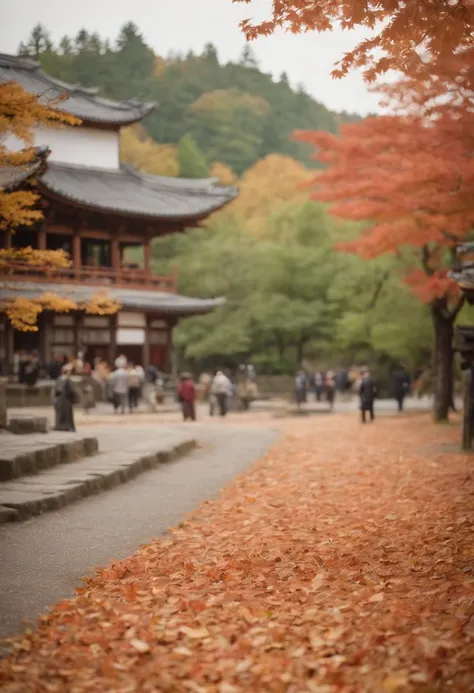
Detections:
[0, 53, 236, 372]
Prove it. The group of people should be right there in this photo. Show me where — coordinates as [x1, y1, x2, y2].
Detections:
[295, 364, 412, 422]
[178, 369, 236, 422]
[51, 351, 167, 431]
[295, 369, 337, 409]
[12, 350, 41, 386]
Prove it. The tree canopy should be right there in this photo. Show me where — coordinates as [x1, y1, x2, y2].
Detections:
[235, 0, 474, 82]
[151, 200, 433, 381]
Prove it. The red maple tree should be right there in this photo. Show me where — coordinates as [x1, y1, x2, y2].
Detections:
[294, 71, 474, 420]
[235, 0, 474, 82]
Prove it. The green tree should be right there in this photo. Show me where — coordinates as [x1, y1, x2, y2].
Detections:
[177, 134, 208, 178]
[20, 24, 52, 58]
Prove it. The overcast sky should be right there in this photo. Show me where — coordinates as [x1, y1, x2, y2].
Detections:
[0, 0, 386, 115]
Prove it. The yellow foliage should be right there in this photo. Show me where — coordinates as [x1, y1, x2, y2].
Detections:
[0, 81, 80, 232]
[0, 190, 43, 231]
[209, 161, 237, 186]
[0, 81, 79, 165]
[218, 154, 312, 236]
[121, 125, 178, 177]
[3, 298, 43, 332]
[1, 291, 120, 332]
[153, 56, 167, 77]
[84, 292, 121, 316]
[0, 247, 70, 268]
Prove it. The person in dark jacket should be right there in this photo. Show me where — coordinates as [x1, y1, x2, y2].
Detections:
[391, 366, 411, 411]
[359, 366, 377, 423]
[53, 363, 77, 431]
[295, 370, 307, 407]
[178, 373, 196, 421]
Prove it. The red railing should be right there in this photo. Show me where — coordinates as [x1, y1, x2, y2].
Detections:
[0, 263, 177, 293]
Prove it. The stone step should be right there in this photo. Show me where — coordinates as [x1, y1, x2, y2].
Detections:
[0, 435, 196, 522]
[0, 434, 99, 482]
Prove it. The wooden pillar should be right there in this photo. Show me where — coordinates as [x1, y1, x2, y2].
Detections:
[2, 230, 12, 249]
[143, 315, 150, 369]
[111, 238, 120, 274]
[72, 233, 81, 278]
[38, 225, 47, 251]
[144, 240, 151, 274]
[168, 318, 178, 378]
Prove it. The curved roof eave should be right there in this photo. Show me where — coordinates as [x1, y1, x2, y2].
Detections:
[36, 162, 238, 223]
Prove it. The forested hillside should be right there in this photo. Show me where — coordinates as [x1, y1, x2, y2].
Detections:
[18, 23, 359, 176]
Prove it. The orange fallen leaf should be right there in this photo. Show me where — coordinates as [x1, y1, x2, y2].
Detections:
[129, 638, 150, 653]
[179, 626, 210, 639]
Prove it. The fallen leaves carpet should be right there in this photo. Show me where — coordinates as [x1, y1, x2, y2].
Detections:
[1, 414, 474, 693]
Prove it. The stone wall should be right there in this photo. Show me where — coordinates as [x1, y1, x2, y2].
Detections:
[6, 382, 54, 408]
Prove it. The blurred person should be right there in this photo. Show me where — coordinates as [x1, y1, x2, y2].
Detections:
[295, 370, 307, 407]
[391, 365, 411, 412]
[109, 359, 128, 414]
[127, 362, 141, 412]
[211, 370, 232, 417]
[53, 363, 76, 431]
[359, 366, 377, 423]
[325, 370, 336, 410]
[178, 372, 196, 421]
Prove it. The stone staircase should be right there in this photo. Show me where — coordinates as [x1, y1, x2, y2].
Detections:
[0, 431, 196, 523]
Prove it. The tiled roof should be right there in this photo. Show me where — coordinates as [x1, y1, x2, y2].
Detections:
[0, 53, 154, 125]
[0, 146, 49, 190]
[38, 162, 238, 220]
[0, 280, 225, 316]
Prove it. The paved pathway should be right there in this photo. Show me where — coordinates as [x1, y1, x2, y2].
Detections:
[0, 422, 278, 640]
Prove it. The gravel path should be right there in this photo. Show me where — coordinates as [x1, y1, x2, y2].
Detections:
[0, 423, 278, 639]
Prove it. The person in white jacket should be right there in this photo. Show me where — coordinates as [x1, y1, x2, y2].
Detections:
[211, 370, 232, 417]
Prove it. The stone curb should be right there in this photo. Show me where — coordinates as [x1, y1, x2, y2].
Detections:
[0, 438, 197, 523]
[0, 437, 99, 482]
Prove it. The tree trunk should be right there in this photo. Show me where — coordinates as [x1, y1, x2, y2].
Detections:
[432, 301, 455, 421]
[296, 335, 310, 367]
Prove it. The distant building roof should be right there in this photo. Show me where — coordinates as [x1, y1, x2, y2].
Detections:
[0, 280, 226, 316]
[0, 53, 154, 126]
[38, 162, 238, 221]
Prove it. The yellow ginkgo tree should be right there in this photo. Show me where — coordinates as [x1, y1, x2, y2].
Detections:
[0, 81, 119, 331]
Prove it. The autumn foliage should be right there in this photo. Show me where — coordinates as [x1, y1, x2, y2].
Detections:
[0, 81, 79, 230]
[217, 154, 312, 235]
[235, 0, 474, 82]
[294, 110, 474, 304]
[1, 414, 474, 691]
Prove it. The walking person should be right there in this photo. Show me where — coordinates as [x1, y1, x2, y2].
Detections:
[127, 362, 141, 413]
[325, 370, 336, 411]
[53, 363, 77, 432]
[81, 375, 95, 415]
[109, 356, 128, 414]
[391, 365, 410, 412]
[359, 366, 377, 423]
[295, 370, 307, 408]
[314, 371, 323, 402]
[177, 373, 196, 421]
[211, 370, 232, 417]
